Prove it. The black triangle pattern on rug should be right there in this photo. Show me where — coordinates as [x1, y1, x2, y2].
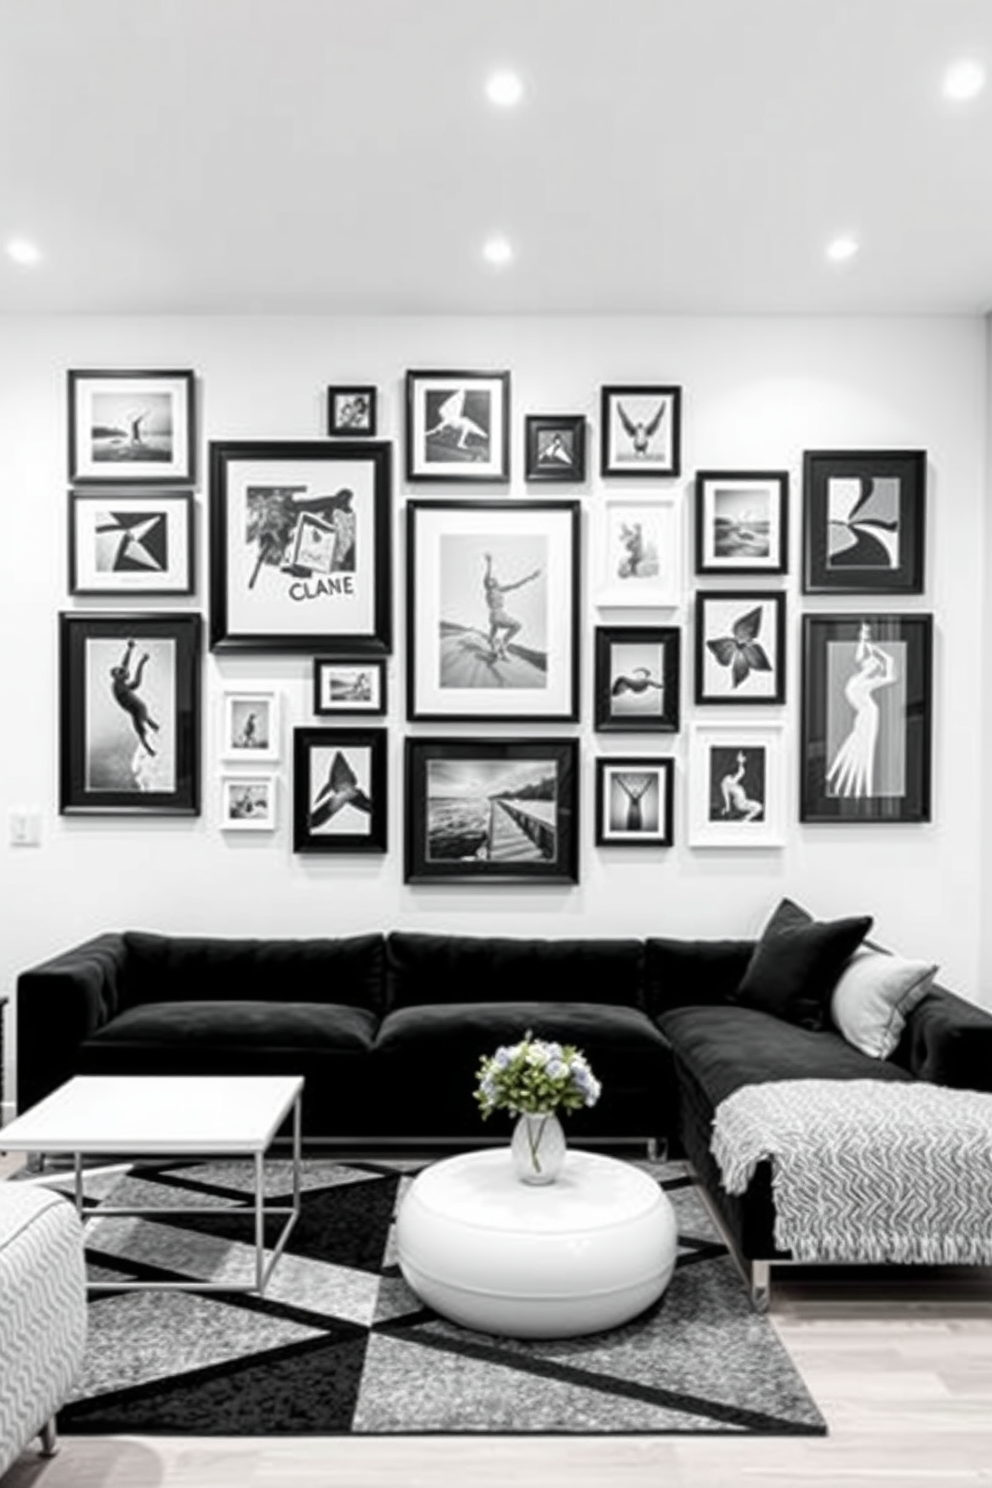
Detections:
[57, 1159, 827, 1437]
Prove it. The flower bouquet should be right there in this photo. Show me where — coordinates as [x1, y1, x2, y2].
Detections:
[475, 1030, 602, 1183]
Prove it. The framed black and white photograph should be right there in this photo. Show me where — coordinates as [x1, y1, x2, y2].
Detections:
[59, 612, 201, 815]
[524, 414, 587, 483]
[800, 613, 932, 823]
[67, 369, 196, 486]
[209, 440, 391, 654]
[687, 723, 786, 848]
[600, 385, 681, 478]
[695, 470, 789, 575]
[594, 626, 680, 732]
[68, 490, 194, 596]
[405, 737, 579, 884]
[221, 689, 280, 763]
[695, 591, 786, 705]
[220, 774, 277, 832]
[596, 495, 681, 608]
[313, 656, 387, 716]
[595, 757, 674, 847]
[405, 369, 510, 483]
[406, 500, 580, 722]
[803, 450, 926, 594]
[293, 727, 387, 853]
[327, 385, 377, 438]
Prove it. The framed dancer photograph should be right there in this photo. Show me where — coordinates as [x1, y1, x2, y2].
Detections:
[593, 626, 680, 733]
[405, 370, 510, 483]
[67, 369, 196, 486]
[695, 470, 789, 575]
[687, 723, 786, 848]
[293, 727, 387, 853]
[600, 385, 681, 478]
[68, 489, 195, 596]
[524, 414, 587, 483]
[800, 613, 933, 823]
[406, 499, 580, 722]
[802, 450, 926, 595]
[59, 612, 201, 816]
[595, 495, 681, 609]
[595, 757, 674, 847]
[694, 591, 786, 705]
[221, 689, 280, 763]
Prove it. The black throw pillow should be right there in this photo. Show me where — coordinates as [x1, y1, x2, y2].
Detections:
[731, 898, 873, 1031]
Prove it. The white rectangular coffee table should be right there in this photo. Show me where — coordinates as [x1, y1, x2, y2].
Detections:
[1, 1074, 303, 1296]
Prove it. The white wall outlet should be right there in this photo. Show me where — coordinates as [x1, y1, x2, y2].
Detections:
[8, 809, 41, 847]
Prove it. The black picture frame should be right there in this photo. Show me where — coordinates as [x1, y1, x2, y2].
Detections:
[405, 369, 511, 483]
[802, 450, 926, 594]
[600, 385, 682, 478]
[800, 613, 933, 823]
[595, 757, 674, 848]
[293, 726, 387, 853]
[59, 611, 201, 816]
[68, 489, 195, 596]
[313, 656, 388, 717]
[404, 737, 579, 884]
[694, 591, 787, 706]
[694, 470, 789, 576]
[327, 385, 377, 438]
[67, 369, 196, 486]
[524, 414, 587, 483]
[208, 439, 392, 655]
[594, 626, 680, 732]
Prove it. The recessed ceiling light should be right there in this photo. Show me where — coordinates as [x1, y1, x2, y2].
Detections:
[826, 235, 859, 264]
[6, 237, 40, 266]
[485, 70, 523, 108]
[483, 236, 514, 268]
[943, 58, 986, 101]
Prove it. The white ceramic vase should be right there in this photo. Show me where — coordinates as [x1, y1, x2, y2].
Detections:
[511, 1111, 567, 1184]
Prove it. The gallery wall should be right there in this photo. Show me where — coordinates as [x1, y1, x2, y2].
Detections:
[0, 312, 987, 1112]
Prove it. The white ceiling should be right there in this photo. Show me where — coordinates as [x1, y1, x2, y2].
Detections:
[3, 0, 992, 316]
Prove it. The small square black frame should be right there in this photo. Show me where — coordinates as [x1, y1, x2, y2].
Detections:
[594, 626, 681, 732]
[524, 415, 587, 483]
[327, 386, 378, 438]
[595, 757, 674, 847]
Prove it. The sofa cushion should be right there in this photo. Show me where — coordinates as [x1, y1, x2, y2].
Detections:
[731, 898, 872, 1031]
[830, 948, 937, 1059]
[87, 1000, 378, 1053]
[645, 937, 755, 1016]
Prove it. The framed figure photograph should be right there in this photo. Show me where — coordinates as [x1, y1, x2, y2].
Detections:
[220, 774, 277, 832]
[209, 440, 391, 654]
[596, 495, 681, 608]
[594, 626, 680, 733]
[293, 727, 387, 853]
[221, 689, 280, 763]
[803, 450, 926, 594]
[327, 385, 377, 438]
[800, 613, 933, 823]
[600, 385, 681, 478]
[59, 612, 201, 816]
[524, 414, 587, 483]
[68, 490, 194, 596]
[695, 591, 786, 705]
[687, 723, 786, 848]
[695, 470, 789, 575]
[405, 369, 510, 483]
[406, 500, 580, 722]
[68, 369, 196, 485]
[313, 656, 387, 716]
[405, 737, 579, 884]
[595, 757, 674, 848]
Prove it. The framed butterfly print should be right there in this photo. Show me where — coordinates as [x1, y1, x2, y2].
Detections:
[803, 450, 925, 594]
[694, 591, 786, 705]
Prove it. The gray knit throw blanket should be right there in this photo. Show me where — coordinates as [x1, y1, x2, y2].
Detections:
[710, 1078, 992, 1264]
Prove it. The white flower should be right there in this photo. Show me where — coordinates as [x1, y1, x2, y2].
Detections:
[547, 1058, 567, 1080]
[527, 1045, 549, 1066]
[493, 1047, 512, 1069]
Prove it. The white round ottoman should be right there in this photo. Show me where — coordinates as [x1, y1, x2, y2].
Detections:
[396, 1148, 677, 1338]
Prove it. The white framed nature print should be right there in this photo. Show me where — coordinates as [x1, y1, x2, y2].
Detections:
[405, 370, 510, 483]
[600, 385, 681, 478]
[222, 689, 280, 763]
[68, 369, 196, 485]
[595, 757, 674, 847]
[596, 495, 681, 608]
[694, 591, 786, 705]
[68, 490, 194, 595]
[688, 723, 786, 848]
[220, 774, 277, 831]
[695, 470, 789, 575]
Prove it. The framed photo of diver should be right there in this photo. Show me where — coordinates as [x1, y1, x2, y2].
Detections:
[524, 414, 587, 483]
[595, 757, 674, 848]
[405, 370, 511, 483]
[221, 688, 281, 763]
[593, 626, 680, 733]
[59, 612, 201, 816]
[292, 727, 387, 854]
[803, 451, 926, 595]
[208, 440, 392, 654]
[595, 495, 682, 608]
[800, 613, 933, 823]
[694, 591, 786, 705]
[687, 722, 786, 848]
[313, 656, 387, 716]
[406, 499, 580, 723]
[67, 369, 196, 486]
[68, 489, 195, 596]
[695, 470, 789, 575]
[600, 385, 682, 479]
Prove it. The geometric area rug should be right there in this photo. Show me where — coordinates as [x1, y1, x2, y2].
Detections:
[51, 1158, 826, 1437]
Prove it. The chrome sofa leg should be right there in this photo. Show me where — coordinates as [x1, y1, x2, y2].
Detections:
[646, 1137, 659, 1161]
[750, 1260, 771, 1313]
[39, 1419, 58, 1457]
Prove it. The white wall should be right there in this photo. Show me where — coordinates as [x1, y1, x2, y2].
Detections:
[1, 313, 987, 1108]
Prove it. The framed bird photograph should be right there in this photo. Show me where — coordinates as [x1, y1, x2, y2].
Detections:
[405, 369, 511, 483]
[600, 385, 682, 478]
[292, 726, 387, 853]
[803, 450, 926, 594]
[687, 722, 786, 848]
[219, 774, 278, 832]
[524, 414, 587, 483]
[695, 470, 789, 575]
[594, 626, 680, 733]
[595, 757, 675, 848]
[694, 591, 786, 705]
[596, 494, 682, 608]
[67, 369, 196, 486]
[68, 489, 194, 596]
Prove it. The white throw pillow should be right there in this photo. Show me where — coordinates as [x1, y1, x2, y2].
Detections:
[830, 948, 937, 1059]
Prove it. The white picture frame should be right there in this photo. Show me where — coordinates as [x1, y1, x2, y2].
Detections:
[221, 689, 281, 763]
[219, 773, 277, 832]
[687, 722, 786, 848]
[596, 494, 682, 609]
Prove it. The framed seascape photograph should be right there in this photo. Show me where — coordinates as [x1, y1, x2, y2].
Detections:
[594, 626, 680, 733]
[687, 723, 786, 848]
[600, 385, 681, 478]
[327, 385, 377, 438]
[59, 612, 201, 816]
[68, 490, 194, 596]
[595, 757, 674, 848]
[405, 369, 510, 483]
[803, 450, 926, 595]
[293, 727, 387, 853]
[406, 500, 580, 722]
[67, 369, 196, 485]
[596, 495, 681, 608]
[220, 774, 277, 832]
[405, 738, 579, 884]
[695, 470, 789, 575]
[221, 689, 280, 763]
[800, 614, 933, 823]
[524, 414, 587, 483]
[209, 440, 391, 654]
[313, 656, 387, 716]
[695, 591, 786, 705]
